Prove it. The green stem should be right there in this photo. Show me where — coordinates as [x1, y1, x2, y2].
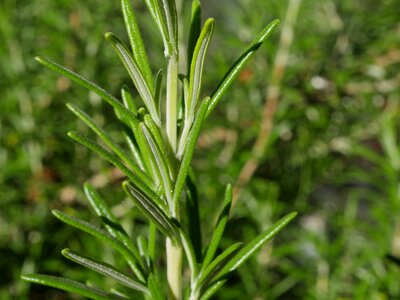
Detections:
[166, 238, 182, 300]
[166, 55, 179, 154]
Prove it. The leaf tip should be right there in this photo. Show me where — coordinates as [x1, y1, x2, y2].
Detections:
[34, 56, 43, 63]
[61, 248, 71, 257]
[104, 32, 115, 42]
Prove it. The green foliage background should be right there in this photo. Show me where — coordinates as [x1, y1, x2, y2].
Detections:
[1, 0, 400, 299]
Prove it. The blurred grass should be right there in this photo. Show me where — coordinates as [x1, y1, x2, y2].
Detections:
[1, 0, 400, 299]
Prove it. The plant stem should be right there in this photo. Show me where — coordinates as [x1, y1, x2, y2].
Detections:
[166, 55, 179, 154]
[166, 53, 181, 299]
[166, 238, 183, 300]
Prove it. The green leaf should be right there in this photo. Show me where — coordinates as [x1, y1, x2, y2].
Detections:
[148, 222, 157, 262]
[217, 212, 297, 277]
[140, 123, 173, 205]
[62, 249, 149, 294]
[186, 174, 202, 261]
[154, 69, 164, 114]
[83, 183, 145, 276]
[124, 132, 146, 171]
[67, 131, 153, 191]
[21, 274, 124, 300]
[206, 19, 279, 118]
[66, 103, 143, 175]
[201, 184, 232, 270]
[177, 226, 198, 280]
[34, 56, 137, 125]
[147, 273, 164, 300]
[197, 242, 242, 289]
[188, 18, 214, 118]
[179, 19, 214, 153]
[187, 0, 201, 72]
[143, 114, 170, 163]
[121, 85, 138, 115]
[144, 0, 170, 53]
[160, 0, 178, 54]
[52, 209, 143, 279]
[199, 279, 226, 300]
[174, 97, 210, 204]
[105, 32, 160, 126]
[121, 0, 154, 91]
[123, 181, 178, 241]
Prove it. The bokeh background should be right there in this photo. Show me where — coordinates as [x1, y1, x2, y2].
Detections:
[1, 0, 400, 299]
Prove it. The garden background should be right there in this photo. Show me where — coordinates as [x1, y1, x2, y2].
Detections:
[1, 0, 400, 299]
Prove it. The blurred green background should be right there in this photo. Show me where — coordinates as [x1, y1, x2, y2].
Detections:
[1, 0, 400, 299]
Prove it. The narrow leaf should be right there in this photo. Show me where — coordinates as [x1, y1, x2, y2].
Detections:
[67, 131, 154, 191]
[140, 123, 173, 204]
[147, 273, 164, 300]
[148, 222, 157, 262]
[66, 103, 142, 175]
[186, 174, 202, 261]
[124, 132, 146, 171]
[174, 97, 210, 204]
[202, 184, 232, 269]
[197, 242, 242, 289]
[154, 69, 163, 114]
[121, 86, 138, 115]
[144, 0, 170, 54]
[218, 212, 297, 277]
[123, 181, 178, 241]
[105, 32, 160, 125]
[199, 279, 226, 300]
[121, 0, 154, 91]
[188, 18, 214, 117]
[21, 274, 124, 300]
[52, 210, 143, 279]
[143, 114, 169, 162]
[206, 19, 280, 118]
[83, 183, 145, 274]
[161, 0, 178, 54]
[178, 226, 198, 280]
[34, 56, 137, 125]
[187, 0, 201, 72]
[62, 249, 149, 294]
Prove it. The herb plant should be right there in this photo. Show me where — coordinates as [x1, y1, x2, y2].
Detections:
[21, 0, 296, 299]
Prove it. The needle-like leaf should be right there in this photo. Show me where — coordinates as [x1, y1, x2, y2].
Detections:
[179, 18, 214, 150]
[121, 86, 138, 115]
[67, 131, 153, 189]
[177, 226, 198, 280]
[187, 0, 201, 71]
[174, 97, 210, 204]
[66, 103, 141, 174]
[21, 274, 125, 300]
[105, 32, 160, 125]
[186, 173, 202, 261]
[121, 0, 154, 91]
[140, 123, 173, 205]
[62, 248, 150, 294]
[144, 0, 170, 53]
[197, 242, 243, 289]
[216, 212, 297, 279]
[201, 184, 232, 270]
[188, 18, 214, 117]
[154, 69, 164, 114]
[52, 210, 144, 281]
[123, 181, 179, 241]
[206, 19, 280, 118]
[199, 279, 226, 300]
[34, 56, 137, 125]
[83, 183, 145, 273]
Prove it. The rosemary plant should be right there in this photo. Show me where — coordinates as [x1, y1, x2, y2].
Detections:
[22, 0, 297, 299]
